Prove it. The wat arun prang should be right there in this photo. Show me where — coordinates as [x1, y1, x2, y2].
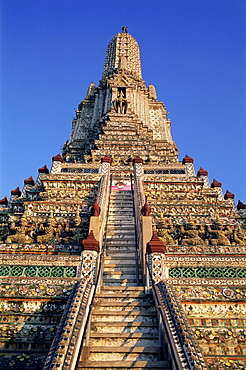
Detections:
[0, 27, 245, 370]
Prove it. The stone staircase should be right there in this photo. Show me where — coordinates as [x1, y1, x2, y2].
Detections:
[78, 190, 169, 369]
[104, 190, 138, 286]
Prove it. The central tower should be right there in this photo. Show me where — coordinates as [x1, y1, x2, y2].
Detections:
[63, 28, 177, 167]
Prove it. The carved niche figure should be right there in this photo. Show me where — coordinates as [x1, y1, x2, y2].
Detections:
[0, 222, 9, 243]
[205, 218, 232, 246]
[113, 90, 128, 114]
[182, 222, 203, 246]
[231, 224, 246, 245]
[215, 219, 232, 246]
[6, 214, 34, 244]
[68, 209, 84, 243]
[36, 211, 57, 243]
[156, 216, 176, 245]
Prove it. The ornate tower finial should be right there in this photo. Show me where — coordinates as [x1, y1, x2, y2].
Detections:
[102, 30, 142, 80]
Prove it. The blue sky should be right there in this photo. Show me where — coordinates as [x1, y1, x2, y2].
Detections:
[1, 0, 246, 203]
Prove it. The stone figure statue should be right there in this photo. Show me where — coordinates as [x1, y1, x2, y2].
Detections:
[113, 91, 128, 114]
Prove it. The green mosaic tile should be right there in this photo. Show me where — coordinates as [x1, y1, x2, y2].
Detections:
[0, 265, 76, 278]
[169, 267, 246, 279]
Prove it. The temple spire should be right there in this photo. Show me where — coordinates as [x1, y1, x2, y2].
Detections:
[102, 29, 142, 80]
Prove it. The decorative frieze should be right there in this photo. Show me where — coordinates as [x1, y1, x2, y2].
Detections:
[165, 278, 246, 287]
[0, 279, 75, 298]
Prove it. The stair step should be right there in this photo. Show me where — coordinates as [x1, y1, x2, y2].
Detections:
[78, 360, 170, 369]
[102, 281, 138, 287]
[103, 270, 136, 276]
[110, 195, 132, 198]
[108, 218, 134, 223]
[90, 321, 157, 327]
[92, 310, 157, 322]
[107, 233, 135, 237]
[93, 305, 154, 313]
[94, 301, 153, 308]
[108, 201, 132, 204]
[107, 242, 135, 247]
[106, 229, 135, 234]
[106, 250, 135, 254]
[110, 195, 132, 197]
[90, 321, 158, 334]
[103, 277, 138, 283]
[104, 259, 140, 264]
[110, 192, 132, 194]
[105, 253, 135, 258]
[88, 333, 159, 347]
[87, 346, 160, 353]
[107, 228, 135, 232]
[106, 235, 135, 239]
[104, 260, 136, 265]
[107, 223, 134, 227]
[106, 247, 135, 252]
[109, 201, 132, 205]
[108, 213, 133, 216]
[100, 286, 146, 292]
[109, 208, 133, 211]
[102, 273, 137, 277]
[96, 295, 152, 303]
[109, 209, 133, 212]
[106, 241, 135, 245]
[106, 242, 135, 247]
[104, 261, 136, 265]
[110, 203, 133, 207]
[102, 274, 137, 279]
[95, 297, 152, 304]
[103, 268, 138, 274]
[104, 264, 136, 269]
[89, 332, 158, 338]
[85, 346, 160, 361]
[107, 222, 134, 226]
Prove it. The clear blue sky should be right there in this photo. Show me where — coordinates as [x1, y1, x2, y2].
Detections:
[1, 0, 246, 203]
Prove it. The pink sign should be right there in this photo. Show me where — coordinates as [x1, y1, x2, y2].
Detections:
[111, 185, 133, 191]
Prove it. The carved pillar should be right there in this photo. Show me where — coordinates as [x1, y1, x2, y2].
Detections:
[197, 167, 209, 188]
[147, 232, 166, 284]
[10, 186, 21, 202]
[51, 154, 64, 174]
[89, 198, 101, 242]
[182, 155, 195, 176]
[211, 179, 223, 201]
[35, 165, 49, 188]
[81, 231, 99, 281]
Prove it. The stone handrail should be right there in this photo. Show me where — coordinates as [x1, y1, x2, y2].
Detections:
[133, 161, 152, 284]
[155, 280, 209, 370]
[96, 162, 111, 248]
[43, 278, 93, 370]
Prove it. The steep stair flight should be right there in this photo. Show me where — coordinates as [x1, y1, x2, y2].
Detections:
[78, 189, 170, 369]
